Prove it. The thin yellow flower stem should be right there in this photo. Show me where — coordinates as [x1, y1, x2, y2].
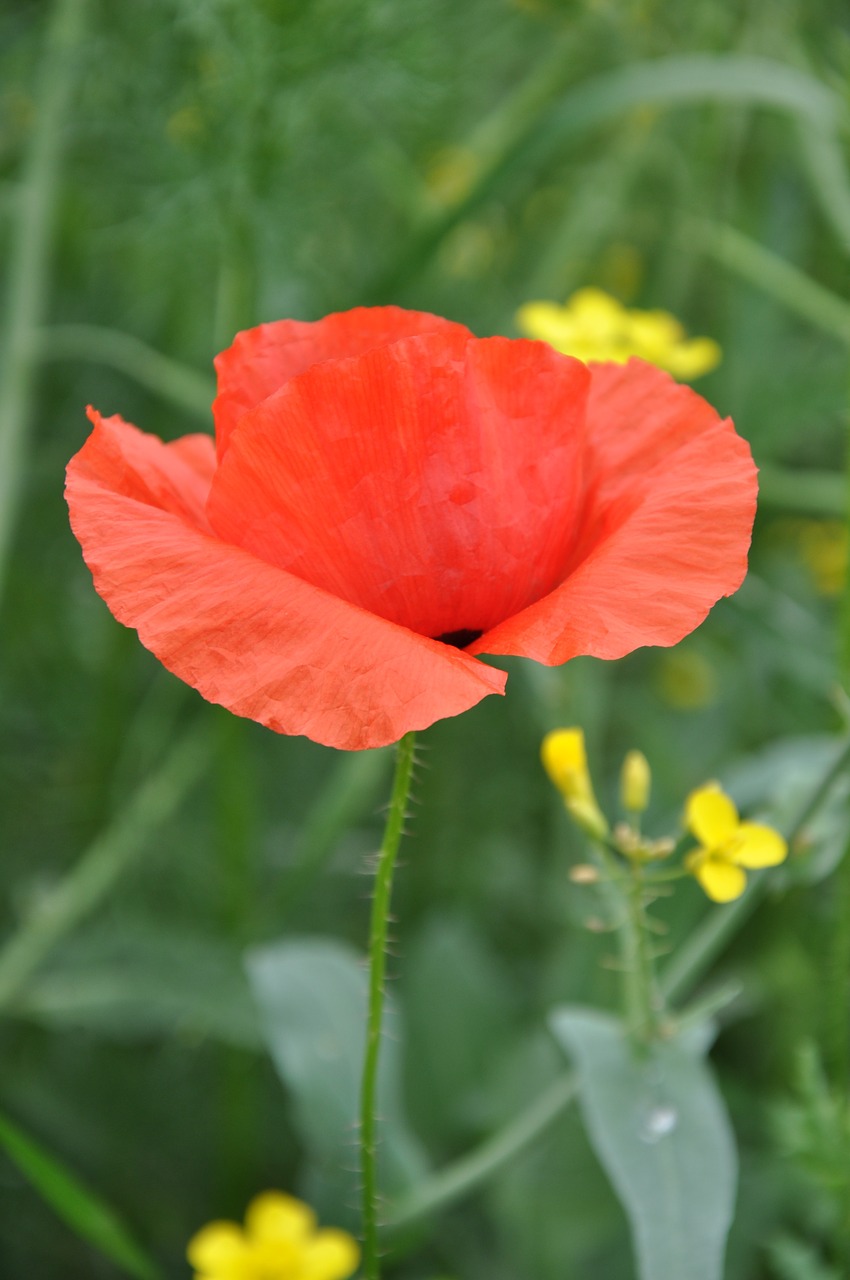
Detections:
[621, 860, 663, 1046]
[593, 841, 662, 1047]
[360, 731, 417, 1280]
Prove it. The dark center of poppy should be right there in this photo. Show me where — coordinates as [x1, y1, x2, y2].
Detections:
[435, 628, 483, 649]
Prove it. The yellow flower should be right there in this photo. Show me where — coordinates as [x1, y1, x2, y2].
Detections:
[798, 519, 848, 596]
[187, 1191, 360, 1280]
[541, 728, 608, 838]
[654, 648, 717, 711]
[516, 287, 721, 380]
[620, 750, 651, 813]
[684, 783, 787, 903]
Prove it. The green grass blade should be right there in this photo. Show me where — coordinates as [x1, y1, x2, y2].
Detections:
[371, 53, 848, 296]
[36, 324, 213, 419]
[0, 0, 90, 604]
[0, 1108, 161, 1279]
[0, 727, 209, 1010]
[694, 221, 850, 345]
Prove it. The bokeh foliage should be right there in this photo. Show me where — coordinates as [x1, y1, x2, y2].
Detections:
[2, 0, 850, 1275]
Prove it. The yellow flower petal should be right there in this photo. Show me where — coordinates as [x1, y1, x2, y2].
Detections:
[245, 1191, 315, 1243]
[515, 288, 720, 380]
[688, 851, 747, 903]
[186, 1222, 251, 1277]
[685, 783, 740, 848]
[627, 309, 684, 357]
[541, 728, 589, 799]
[664, 336, 722, 380]
[568, 287, 626, 337]
[621, 750, 651, 813]
[300, 1228, 361, 1280]
[730, 822, 788, 869]
[515, 300, 578, 349]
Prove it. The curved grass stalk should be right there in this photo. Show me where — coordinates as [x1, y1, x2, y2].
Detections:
[0, 0, 90, 603]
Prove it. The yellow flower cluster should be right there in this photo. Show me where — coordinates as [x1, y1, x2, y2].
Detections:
[187, 1192, 360, 1280]
[541, 728, 788, 902]
[517, 287, 721, 380]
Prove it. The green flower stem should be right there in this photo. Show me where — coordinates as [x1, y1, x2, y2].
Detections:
[361, 731, 417, 1280]
[757, 466, 845, 518]
[622, 861, 662, 1045]
[824, 831, 850, 1090]
[0, 0, 89, 603]
[841, 371, 850, 691]
[386, 1069, 578, 1230]
[0, 728, 208, 1010]
[661, 736, 850, 1006]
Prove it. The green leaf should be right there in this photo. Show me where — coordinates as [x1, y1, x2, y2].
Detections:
[403, 913, 516, 1144]
[723, 735, 850, 885]
[550, 1007, 737, 1280]
[13, 924, 261, 1047]
[0, 1107, 161, 1279]
[246, 937, 428, 1209]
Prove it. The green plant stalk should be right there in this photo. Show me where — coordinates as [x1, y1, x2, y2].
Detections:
[386, 1069, 578, 1229]
[361, 731, 417, 1279]
[0, 728, 208, 1009]
[36, 323, 213, 418]
[824, 832, 850, 1091]
[661, 736, 850, 1005]
[0, 0, 89, 604]
[757, 466, 846, 518]
[367, 54, 847, 299]
[841, 376, 850, 688]
[621, 861, 662, 1045]
[0, 1108, 161, 1280]
[694, 220, 850, 346]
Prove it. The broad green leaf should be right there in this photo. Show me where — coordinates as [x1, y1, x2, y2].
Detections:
[0, 1107, 161, 1279]
[246, 937, 428, 1210]
[12, 925, 261, 1047]
[550, 1007, 737, 1280]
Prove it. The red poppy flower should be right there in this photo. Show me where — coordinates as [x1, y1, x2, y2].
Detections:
[66, 306, 756, 751]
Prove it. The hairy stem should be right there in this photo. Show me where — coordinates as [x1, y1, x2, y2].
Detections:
[361, 732, 417, 1279]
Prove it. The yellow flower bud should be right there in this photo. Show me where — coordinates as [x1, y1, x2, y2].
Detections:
[541, 728, 608, 838]
[621, 749, 651, 813]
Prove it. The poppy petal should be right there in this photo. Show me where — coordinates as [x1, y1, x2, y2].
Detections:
[213, 305, 471, 460]
[470, 359, 757, 663]
[685, 782, 740, 848]
[66, 414, 505, 751]
[207, 334, 589, 640]
[732, 822, 788, 869]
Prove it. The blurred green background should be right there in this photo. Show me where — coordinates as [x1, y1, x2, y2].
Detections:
[2, 0, 850, 1276]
